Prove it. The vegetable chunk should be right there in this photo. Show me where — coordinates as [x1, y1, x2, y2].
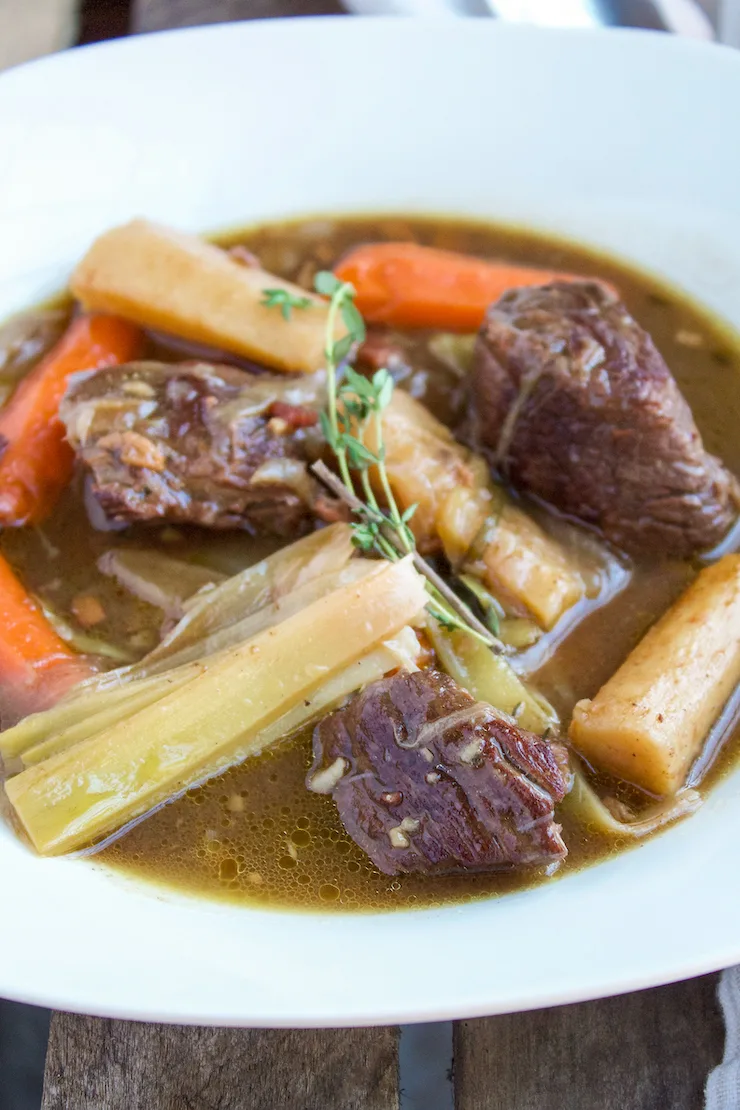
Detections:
[5, 557, 427, 855]
[570, 554, 740, 795]
[334, 242, 589, 331]
[0, 313, 142, 526]
[370, 389, 584, 628]
[71, 220, 342, 374]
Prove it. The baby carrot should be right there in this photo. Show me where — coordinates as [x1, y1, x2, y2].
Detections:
[335, 242, 593, 331]
[0, 553, 91, 713]
[0, 313, 143, 526]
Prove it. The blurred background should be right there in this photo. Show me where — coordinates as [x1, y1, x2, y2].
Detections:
[0, 0, 729, 1107]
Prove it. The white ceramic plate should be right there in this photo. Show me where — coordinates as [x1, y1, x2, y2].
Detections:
[1, 19, 740, 1027]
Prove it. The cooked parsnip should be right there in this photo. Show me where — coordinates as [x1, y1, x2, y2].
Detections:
[5, 558, 427, 855]
[367, 388, 491, 555]
[71, 220, 342, 374]
[570, 555, 740, 795]
[471, 503, 585, 631]
[368, 390, 584, 628]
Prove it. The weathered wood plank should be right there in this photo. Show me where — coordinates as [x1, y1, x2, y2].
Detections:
[42, 1015, 398, 1110]
[454, 973, 724, 1110]
[133, 0, 345, 33]
[78, 0, 132, 43]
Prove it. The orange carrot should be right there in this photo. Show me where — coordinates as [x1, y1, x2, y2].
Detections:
[0, 553, 91, 712]
[0, 313, 143, 527]
[335, 242, 599, 331]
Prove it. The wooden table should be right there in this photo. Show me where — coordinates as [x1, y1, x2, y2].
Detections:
[4, 1, 722, 1106]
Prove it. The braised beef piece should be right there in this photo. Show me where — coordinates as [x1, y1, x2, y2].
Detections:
[308, 668, 568, 876]
[60, 361, 325, 535]
[470, 282, 739, 556]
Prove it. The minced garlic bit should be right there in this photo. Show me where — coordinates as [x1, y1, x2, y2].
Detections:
[459, 739, 484, 764]
[388, 826, 410, 849]
[307, 756, 348, 794]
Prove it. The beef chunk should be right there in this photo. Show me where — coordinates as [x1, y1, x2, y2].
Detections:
[61, 361, 324, 535]
[308, 668, 568, 876]
[470, 282, 739, 556]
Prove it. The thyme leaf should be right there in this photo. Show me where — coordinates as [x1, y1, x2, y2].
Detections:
[312, 272, 500, 650]
[260, 288, 313, 321]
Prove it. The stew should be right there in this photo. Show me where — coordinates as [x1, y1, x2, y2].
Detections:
[1, 212, 739, 913]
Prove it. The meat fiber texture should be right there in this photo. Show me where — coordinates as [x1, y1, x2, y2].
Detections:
[61, 361, 324, 535]
[470, 282, 739, 556]
[309, 668, 568, 877]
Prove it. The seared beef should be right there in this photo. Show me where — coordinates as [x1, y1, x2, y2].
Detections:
[61, 361, 324, 535]
[308, 668, 568, 876]
[471, 282, 739, 556]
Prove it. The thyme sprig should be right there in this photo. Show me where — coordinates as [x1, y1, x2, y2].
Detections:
[260, 288, 313, 321]
[311, 271, 499, 650]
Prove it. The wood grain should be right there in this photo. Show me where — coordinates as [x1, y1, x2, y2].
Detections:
[42, 1015, 398, 1110]
[454, 973, 724, 1110]
[133, 0, 345, 33]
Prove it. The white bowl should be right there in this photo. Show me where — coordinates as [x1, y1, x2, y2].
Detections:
[1, 18, 740, 1027]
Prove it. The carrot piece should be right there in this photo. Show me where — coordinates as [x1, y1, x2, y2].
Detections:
[0, 554, 91, 714]
[0, 313, 143, 526]
[334, 242, 597, 331]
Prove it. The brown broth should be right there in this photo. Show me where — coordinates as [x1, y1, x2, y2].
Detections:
[4, 213, 740, 912]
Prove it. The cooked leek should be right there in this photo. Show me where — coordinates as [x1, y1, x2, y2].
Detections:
[20, 668, 197, 766]
[151, 522, 354, 662]
[2, 558, 370, 762]
[95, 560, 374, 687]
[1, 527, 358, 759]
[427, 618, 557, 735]
[97, 549, 226, 617]
[562, 768, 701, 838]
[22, 620, 422, 769]
[38, 601, 135, 663]
[5, 557, 427, 855]
[0, 672, 170, 760]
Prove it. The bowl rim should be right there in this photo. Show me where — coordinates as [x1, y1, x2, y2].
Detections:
[2, 16, 740, 1026]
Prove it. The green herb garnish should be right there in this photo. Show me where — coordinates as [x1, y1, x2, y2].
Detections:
[458, 573, 504, 637]
[310, 270, 498, 649]
[260, 288, 313, 321]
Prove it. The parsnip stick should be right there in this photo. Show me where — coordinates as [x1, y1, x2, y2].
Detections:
[474, 503, 585, 631]
[71, 220, 343, 374]
[370, 390, 584, 629]
[570, 555, 740, 795]
[5, 557, 427, 855]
